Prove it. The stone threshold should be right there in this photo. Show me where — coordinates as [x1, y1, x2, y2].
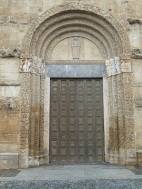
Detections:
[0, 179, 142, 189]
[0, 165, 142, 188]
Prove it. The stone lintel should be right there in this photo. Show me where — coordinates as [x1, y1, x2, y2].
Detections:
[135, 98, 142, 107]
[46, 64, 105, 78]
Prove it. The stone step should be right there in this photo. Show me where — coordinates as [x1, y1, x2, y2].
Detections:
[0, 180, 142, 189]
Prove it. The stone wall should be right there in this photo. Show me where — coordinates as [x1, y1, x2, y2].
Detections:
[132, 59, 142, 165]
[0, 58, 20, 168]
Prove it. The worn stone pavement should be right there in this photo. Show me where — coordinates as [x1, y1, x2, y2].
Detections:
[0, 164, 142, 189]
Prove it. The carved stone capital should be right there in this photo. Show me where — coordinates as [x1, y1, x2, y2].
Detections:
[105, 57, 121, 76]
[20, 58, 32, 73]
[20, 57, 45, 74]
[121, 59, 132, 73]
[105, 57, 132, 76]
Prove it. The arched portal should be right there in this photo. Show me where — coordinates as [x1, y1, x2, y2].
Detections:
[22, 5, 131, 58]
[19, 2, 136, 168]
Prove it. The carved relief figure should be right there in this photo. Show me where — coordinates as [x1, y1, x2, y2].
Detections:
[71, 37, 81, 59]
[20, 59, 32, 73]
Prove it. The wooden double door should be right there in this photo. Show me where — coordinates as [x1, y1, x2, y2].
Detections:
[50, 78, 104, 164]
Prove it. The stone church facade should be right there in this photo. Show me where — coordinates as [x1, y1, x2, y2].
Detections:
[0, 0, 142, 169]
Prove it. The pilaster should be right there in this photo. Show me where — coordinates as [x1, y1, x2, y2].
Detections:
[105, 57, 136, 165]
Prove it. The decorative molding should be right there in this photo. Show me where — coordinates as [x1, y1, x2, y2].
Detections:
[0, 83, 20, 87]
[135, 98, 142, 107]
[22, 2, 131, 59]
[131, 49, 142, 59]
[121, 60, 132, 73]
[33, 14, 118, 59]
[46, 60, 105, 65]
[132, 82, 142, 87]
[46, 32, 107, 60]
[0, 48, 21, 58]
[128, 18, 142, 25]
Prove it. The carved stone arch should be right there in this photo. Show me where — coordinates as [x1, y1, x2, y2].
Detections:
[34, 14, 118, 59]
[39, 24, 113, 60]
[45, 32, 108, 60]
[22, 2, 131, 59]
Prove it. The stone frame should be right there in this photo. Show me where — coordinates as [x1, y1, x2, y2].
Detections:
[19, 2, 136, 168]
[43, 63, 106, 165]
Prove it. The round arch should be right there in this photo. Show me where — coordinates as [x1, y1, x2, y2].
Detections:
[22, 2, 131, 59]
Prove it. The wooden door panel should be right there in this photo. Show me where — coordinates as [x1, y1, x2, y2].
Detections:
[50, 79, 104, 164]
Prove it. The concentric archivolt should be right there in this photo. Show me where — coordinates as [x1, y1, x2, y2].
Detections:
[22, 2, 131, 60]
[45, 32, 108, 60]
